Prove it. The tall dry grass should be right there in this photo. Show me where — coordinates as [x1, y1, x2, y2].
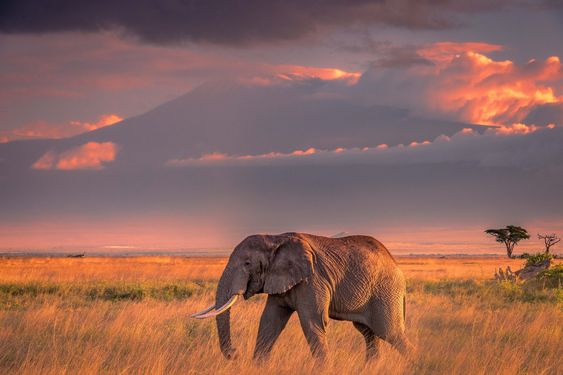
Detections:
[0, 256, 560, 374]
[0, 256, 522, 283]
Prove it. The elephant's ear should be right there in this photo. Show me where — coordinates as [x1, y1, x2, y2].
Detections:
[264, 237, 314, 295]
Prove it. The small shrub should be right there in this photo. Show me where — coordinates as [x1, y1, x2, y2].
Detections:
[150, 284, 194, 300]
[537, 264, 563, 288]
[497, 280, 524, 301]
[86, 285, 146, 301]
[495, 280, 558, 303]
[523, 252, 553, 267]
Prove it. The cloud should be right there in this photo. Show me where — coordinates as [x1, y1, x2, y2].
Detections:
[524, 103, 563, 125]
[272, 65, 361, 84]
[0, 32, 366, 135]
[71, 114, 123, 132]
[431, 54, 561, 125]
[31, 151, 57, 170]
[0, 114, 122, 143]
[0, 0, 543, 45]
[417, 42, 504, 64]
[359, 45, 562, 125]
[32, 142, 118, 170]
[167, 125, 563, 169]
[364, 41, 503, 68]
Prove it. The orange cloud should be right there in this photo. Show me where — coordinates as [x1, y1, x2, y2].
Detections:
[418, 42, 503, 65]
[0, 114, 123, 143]
[70, 114, 123, 131]
[241, 64, 362, 86]
[31, 151, 57, 170]
[32, 142, 118, 170]
[425, 51, 562, 125]
[274, 65, 361, 84]
[486, 122, 558, 135]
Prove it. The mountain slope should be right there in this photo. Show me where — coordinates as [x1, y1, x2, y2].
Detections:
[1, 81, 486, 171]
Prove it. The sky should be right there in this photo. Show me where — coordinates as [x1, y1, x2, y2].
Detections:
[0, 1, 562, 254]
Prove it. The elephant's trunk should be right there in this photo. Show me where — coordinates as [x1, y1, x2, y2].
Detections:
[215, 265, 248, 359]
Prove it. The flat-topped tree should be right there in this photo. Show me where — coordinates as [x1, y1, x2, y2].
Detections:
[485, 225, 530, 258]
[538, 233, 560, 254]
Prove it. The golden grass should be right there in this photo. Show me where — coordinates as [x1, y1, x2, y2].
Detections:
[0, 256, 523, 283]
[0, 256, 227, 283]
[0, 256, 561, 374]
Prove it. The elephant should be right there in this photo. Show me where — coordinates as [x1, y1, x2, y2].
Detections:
[191, 232, 412, 361]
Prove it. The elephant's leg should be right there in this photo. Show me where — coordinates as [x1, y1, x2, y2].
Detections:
[253, 296, 294, 361]
[369, 297, 413, 357]
[386, 332, 414, 356]
[352, 322, 378, 362]
[296, 305, 329, 359]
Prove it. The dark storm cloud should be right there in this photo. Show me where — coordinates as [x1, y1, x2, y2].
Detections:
[0, 0, 544, 45]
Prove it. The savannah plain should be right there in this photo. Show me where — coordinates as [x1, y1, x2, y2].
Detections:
[0, 255, 561, 375]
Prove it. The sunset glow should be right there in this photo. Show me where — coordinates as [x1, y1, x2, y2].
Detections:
[0, 114, 123, 143]
[274, 65, 361, 84]
[71, 114, 123, 131]
[1, 5, 562, 375]
[427, 52, 562, 125]
[32, 142, 118, 170]
[1, 1, 562, 253]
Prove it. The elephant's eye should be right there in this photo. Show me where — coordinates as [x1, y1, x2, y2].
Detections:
[244, 260, 251, 266]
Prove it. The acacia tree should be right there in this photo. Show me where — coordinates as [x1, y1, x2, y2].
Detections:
[537, 233, 560, 254]
[485, 225, 530, 258]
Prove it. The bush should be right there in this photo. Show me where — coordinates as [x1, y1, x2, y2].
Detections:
[537, 264, 563, 288]
[521, 252, 554, 267]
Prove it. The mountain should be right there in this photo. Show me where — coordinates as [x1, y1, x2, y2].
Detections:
[4, 80, 562, 251]
[0, 80, 485, 172]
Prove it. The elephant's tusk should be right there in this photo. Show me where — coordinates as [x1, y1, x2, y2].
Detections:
[192, 295, 239, 319]
[190, 304, 216, 318]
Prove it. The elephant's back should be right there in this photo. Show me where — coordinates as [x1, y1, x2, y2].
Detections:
[293, 232, 396, 263]
[332, 235, 396, 264]
[298, 233, 401, 280]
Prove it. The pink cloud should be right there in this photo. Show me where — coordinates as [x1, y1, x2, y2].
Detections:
[364, 42, 562, 127]
[31, 151, 57, 170]
[0, 114, 122, 143]
[167, 147, 321, 167]
[32, 142, 118, 170]
[1, 33, 360, 104]
[70, 114, 123, 132]
[418, 41, 504, 65]
[273, 65, 361, 84]
[166, 123, 559, 168]
[199, 152, 230, 161]
[430, 53, 561, 125]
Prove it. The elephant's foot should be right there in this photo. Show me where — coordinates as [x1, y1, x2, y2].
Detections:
[365, 339, 381, 362]
[252, 347, 273, 363]
[220, 347, 238, 360]
[388, 333, 415, 357]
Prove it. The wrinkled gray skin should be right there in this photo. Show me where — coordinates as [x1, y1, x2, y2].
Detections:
[215, 232, 412, 361]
